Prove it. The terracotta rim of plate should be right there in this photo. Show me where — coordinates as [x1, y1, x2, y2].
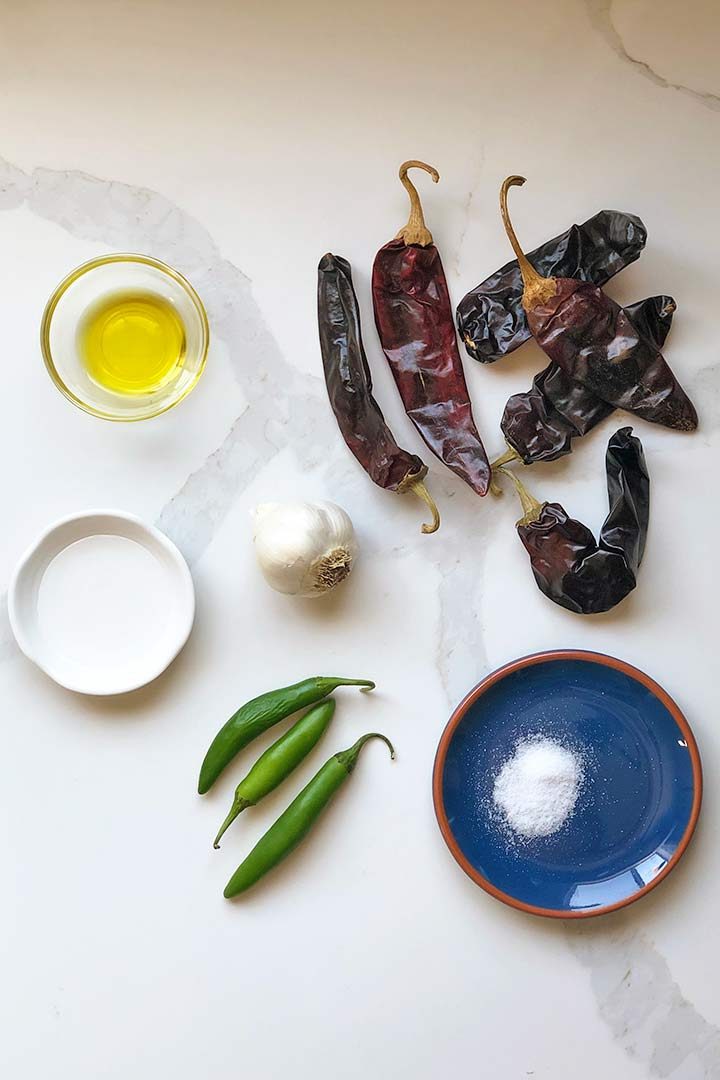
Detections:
[432, 649, 703, 919]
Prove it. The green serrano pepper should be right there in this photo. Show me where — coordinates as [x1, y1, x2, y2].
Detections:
[198, 676, 374, 794]
[223, 732, 395, 898]
[213, 699, 335, 848]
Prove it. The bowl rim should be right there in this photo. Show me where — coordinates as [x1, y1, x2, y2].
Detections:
[432, 649, 703, 919]
[7, 508, 195, 695]
[40, 252, 210, 422]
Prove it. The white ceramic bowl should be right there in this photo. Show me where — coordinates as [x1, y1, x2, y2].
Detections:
[8, 511, 195, 695]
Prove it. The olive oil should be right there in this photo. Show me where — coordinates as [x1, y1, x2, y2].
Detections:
[78, 290, 186, 395]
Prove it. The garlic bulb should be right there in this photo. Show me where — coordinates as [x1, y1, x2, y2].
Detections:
[252, 500, 358, 597]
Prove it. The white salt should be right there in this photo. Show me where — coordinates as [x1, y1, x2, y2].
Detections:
[492, 737, 584, 839]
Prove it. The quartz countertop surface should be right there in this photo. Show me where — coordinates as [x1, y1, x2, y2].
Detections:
[1, 2, 718, 1077]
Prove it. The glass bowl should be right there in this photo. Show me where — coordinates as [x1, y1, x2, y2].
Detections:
[41, 253, 209, 421]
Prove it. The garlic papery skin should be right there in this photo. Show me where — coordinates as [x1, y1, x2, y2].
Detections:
[252, 501, 358, 597]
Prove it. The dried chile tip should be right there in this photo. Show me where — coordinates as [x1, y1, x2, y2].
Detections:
[318, 252, 346, 273]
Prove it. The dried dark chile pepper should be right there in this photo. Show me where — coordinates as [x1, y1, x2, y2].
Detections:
[457, 209, 647, 363]
[498, 365, 614, 467]
[498, 176, 698, 433]
[499, 427, 650, 615]
[623, 293, 676, 350]
[499, 295, 677, 465]
[318, 252, 440, 533]
[371, 161, 491, 497]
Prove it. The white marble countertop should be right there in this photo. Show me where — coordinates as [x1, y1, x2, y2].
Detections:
[1, 1, 718, 1077]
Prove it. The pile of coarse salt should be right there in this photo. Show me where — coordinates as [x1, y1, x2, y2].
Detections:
[492, 736, 584, 840]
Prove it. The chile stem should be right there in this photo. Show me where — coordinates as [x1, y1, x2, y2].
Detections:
[496, 466, 544, 526]
[213, 798, 252, 849]
[330, 678, 375, 692]
[499, 176, 557, 310]
[407, 478, 441, 534]
[491, 445, 522, 471]
[338, 732, 396, 772]
[489, 447, 521, 496]
[396, 160, 439, 247]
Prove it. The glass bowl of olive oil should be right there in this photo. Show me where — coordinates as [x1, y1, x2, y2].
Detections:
[41, 253, 209, 421]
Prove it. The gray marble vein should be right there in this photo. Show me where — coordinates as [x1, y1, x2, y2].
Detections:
[0, 156, 332, 660]
[0, 153, 488, 682]
[452, 145, 485, 281]
[585, 0, 720, 111]
[3, 155, 715, 1079]
[433, 511, 498, 707]
[0, 156, 332, 570]
[568, 917, 720, 1077]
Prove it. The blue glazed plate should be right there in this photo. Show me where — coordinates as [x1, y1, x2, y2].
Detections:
[433, 651, 702, 918]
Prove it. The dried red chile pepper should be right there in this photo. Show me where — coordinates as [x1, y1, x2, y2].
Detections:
[372, 161, 491, 497]
[500, 295, 677, 464]
[498, 176, 698, 433]
[457, 209, 647, 364]
[500, 427, 649, 615]
[318, 252, 440, 533]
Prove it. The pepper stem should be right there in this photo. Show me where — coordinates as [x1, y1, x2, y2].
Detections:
[489, 446, 522, 496]
[337, 732, 396, 773]
[500, 176, 557, 310]
[496, 466, 544, 526]
[330, 678, 375, 692]
[213, 797, 252, 849]
[489, 473, 503, 497]
[407, 478, 441, 534]
[491, 445, 522, 471]
[396, 160, 439, 247]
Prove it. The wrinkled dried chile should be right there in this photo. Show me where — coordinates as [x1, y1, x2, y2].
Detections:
[457, 210, 648, 364]
[501, 428, 650, 615]
[498, 176, 698, 433]
[318, 253, 440, 533]
[501, 295, 677, 464]
[372, 161, 491, 497]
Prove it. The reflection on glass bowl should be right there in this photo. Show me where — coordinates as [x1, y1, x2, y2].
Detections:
[41, 253, 209, 421]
